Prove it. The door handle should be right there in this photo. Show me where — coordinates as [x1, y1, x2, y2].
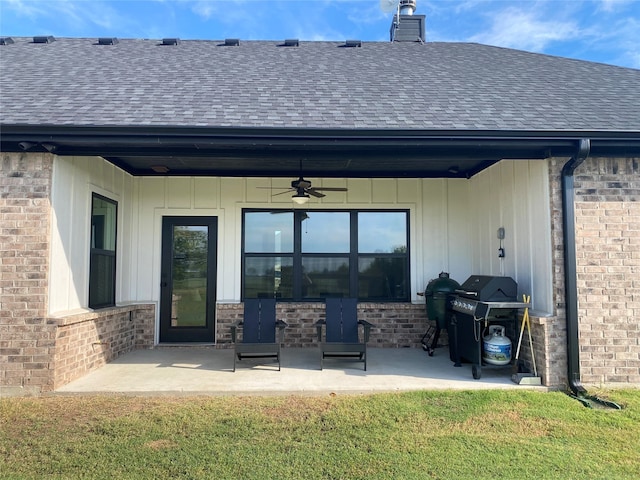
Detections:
[161, 282, 168, 288]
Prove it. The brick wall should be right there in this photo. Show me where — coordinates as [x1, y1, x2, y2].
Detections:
[1, 152, 157, 395]
[494, 156, 639, 388]
[53, 304, 155, 389]
[574, 157, 640, 384]
[522, 315, 563, 387]
[216, 302, 430, 349]
[1, 152, 55, 395]
[545, 157, 571, 387]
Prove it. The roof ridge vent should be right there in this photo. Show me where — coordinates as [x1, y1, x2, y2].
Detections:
[161, 38, 180, 45]
[0, 37, 15, 45]
[97, 37, 119, 45]
[224, 38, 240, 46]
[344, 39, 362, 48]
[33, 36, 55, 44]
[282, 39, 299, 47]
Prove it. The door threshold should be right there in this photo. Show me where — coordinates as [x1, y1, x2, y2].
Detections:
[157, 343, 216, 347]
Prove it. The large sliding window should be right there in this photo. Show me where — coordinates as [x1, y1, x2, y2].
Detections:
[242, 210, 408, 302]
[89, 193, 117, 309]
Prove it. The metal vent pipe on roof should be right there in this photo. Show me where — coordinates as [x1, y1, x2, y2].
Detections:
[399, 0, 417, 15]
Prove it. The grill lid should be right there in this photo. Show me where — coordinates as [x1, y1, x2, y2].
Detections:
[455, 275, 517, 302]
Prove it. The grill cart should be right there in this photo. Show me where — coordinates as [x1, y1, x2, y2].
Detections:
[450, 275, 530, 379]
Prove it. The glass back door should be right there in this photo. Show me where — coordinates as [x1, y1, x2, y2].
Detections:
[160, 217, 217, 343]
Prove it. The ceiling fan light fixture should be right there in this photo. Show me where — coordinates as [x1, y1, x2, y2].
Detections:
[292, 192, 310, 205]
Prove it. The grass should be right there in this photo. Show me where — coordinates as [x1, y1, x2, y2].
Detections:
[1, 389, 639, 479]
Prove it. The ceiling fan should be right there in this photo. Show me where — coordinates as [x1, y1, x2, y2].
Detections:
[259, 162, 348, 204]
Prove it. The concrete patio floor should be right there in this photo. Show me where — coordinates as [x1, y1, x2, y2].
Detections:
[56, 347, 546, 396]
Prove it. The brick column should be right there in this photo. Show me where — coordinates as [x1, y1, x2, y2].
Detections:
[0, 152, 55, 395]
[546, 157, 570, 387]
[574, 157, 640, 384]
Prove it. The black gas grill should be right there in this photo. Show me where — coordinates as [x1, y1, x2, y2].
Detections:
[452, 275, 521, 319]
[449, 275, 529, 379]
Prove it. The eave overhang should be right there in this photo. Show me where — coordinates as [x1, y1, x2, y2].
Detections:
[2, 125, 639, 178]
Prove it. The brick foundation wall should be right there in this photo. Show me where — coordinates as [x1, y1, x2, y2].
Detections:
[1, 152, 54, 395]
[574, 157, 640, 384]
[52, 304, 155, 389]
[515, 315, 562, 387]
[216, 302, 430, 349]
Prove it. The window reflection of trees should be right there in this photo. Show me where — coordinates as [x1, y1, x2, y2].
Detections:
[173, 227, 208, 282]
[243, 210, 409, 301]
[359, 246, 407, 299]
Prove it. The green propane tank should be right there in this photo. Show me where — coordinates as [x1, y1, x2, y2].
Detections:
[483, 325, 512, 366]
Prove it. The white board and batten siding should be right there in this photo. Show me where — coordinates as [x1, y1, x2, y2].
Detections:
[48, 156, 554, 319]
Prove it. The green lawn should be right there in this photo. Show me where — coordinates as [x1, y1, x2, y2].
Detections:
[1, 389, 639, 479]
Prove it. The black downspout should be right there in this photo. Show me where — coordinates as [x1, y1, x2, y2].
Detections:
[561, 139, 620, 409]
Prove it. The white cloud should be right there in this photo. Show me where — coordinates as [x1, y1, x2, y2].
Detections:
[450, 0, 489, 14]
[2, 0, 144, 35]
[347, 2, 389, 25]
[468, 7, 579, 52]
[190, 1, 218, 20]
[598, 0, 636, 12]
[582, 15, 640, 68]
[3, 0, 48, 18]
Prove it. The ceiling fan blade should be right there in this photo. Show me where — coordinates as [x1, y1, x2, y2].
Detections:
[306, 188, 326, 198]
[271, 189, 296, 197]
[310, 187, 348, 192]
[257, 186, 292, 190]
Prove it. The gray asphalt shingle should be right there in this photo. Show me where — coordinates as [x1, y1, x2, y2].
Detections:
[1, 37, 639, 132]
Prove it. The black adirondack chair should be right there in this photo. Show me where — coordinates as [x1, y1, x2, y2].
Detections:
[315, 298, 373, 371]
[231, 298, 287, 372]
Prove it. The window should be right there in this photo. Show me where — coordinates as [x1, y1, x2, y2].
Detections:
[89, 193, 117, 308]
[242, 210, 409, 301]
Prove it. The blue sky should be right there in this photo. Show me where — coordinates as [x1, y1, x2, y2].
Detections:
[1, 0, 639, 68]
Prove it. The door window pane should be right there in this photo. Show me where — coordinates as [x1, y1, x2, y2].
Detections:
[244, 257, 293, 299]
[358, 257, 408, 300]
[171, 226, 208, 327]
[358, 212, 407, 253]
[302, 212, 350, 253]
[244, 212, 293, 253]
[301, 257, 349, 299]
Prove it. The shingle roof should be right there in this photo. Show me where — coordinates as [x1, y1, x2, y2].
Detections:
[1, 37, 639, 132]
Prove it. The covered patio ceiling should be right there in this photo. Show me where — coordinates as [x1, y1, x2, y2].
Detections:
[3, 125, 639, 178]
